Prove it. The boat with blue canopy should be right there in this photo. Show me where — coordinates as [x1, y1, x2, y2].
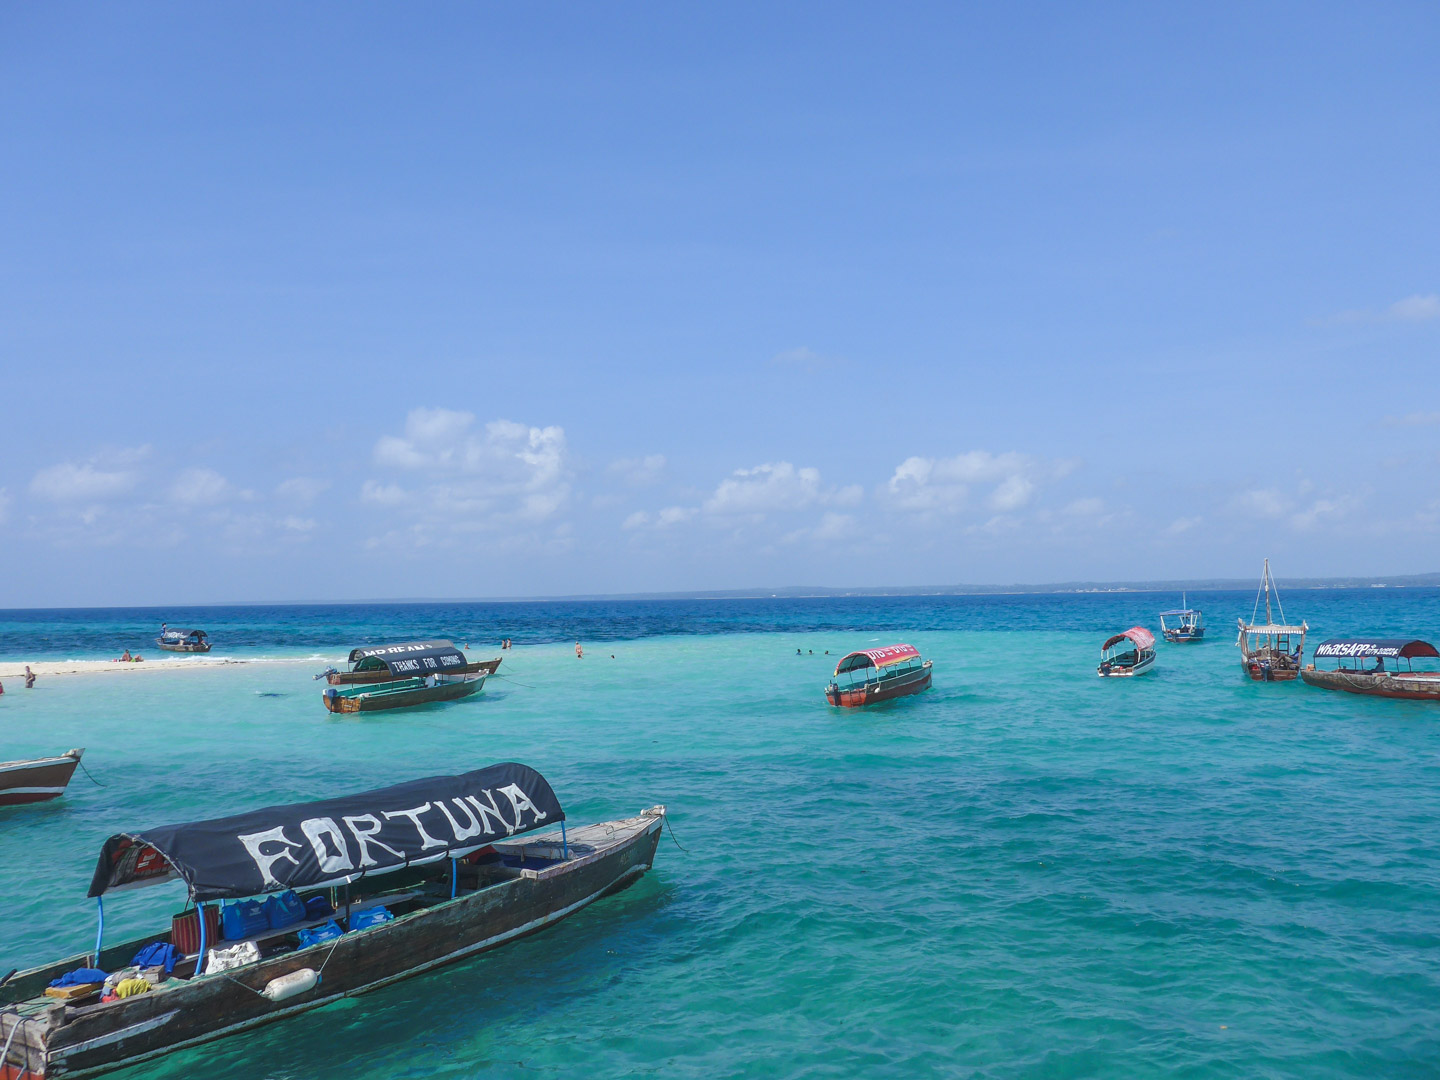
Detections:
[0, 763, 666, 1078]
[1158, 594, 1204, 642]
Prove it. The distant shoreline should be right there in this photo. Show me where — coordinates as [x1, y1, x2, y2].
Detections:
[2, 577, 1439, 611]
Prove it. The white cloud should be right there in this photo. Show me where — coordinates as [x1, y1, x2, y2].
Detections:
[31, 461, 140, 501]
[1383, 411, 1440, 428]
[608, 455, 666, 487]
[622, 511, 650, 530]
[703, 462, 860, 517]
[785, 511, 860, 545]
[1291, 497, 1352, 531]
[363, 409, 571, 542]
[885, 451, 1072, 514]
[1385, 294, 1440, 322]
[1233, 488, 1290, 519]
[1334, 293, 1440, 324]
[276, 477, 330, 504]
[170, 468, 232, 506]
[1165, 515, 1201, 535]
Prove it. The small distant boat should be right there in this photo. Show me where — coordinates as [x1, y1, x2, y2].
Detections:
[320, 641, 501, 685]
[156, 629, 211, 653]
[0, 748, 84, 806]
[0, 762, 665, 1078]
[1237, 559, 1307, 681]
[1097, 627, 1156, 677]
[1301, 639, 1440, 700]
[322, 640, 490, 713]
[825, 644, 932, 706]
[1159, 594, 1205, 642]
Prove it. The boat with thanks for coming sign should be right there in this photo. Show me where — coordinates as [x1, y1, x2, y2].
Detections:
[825, 644, 932, 706]
[320, 641, 491, 713]
[0, 762, 666, 1079]
[1097, 627, 1156, 677]
[1237, 559, 1307, 681]
[0, 749, 84, 807]
[318, 641, 500, 686]
[1301, 638, 1440, 700]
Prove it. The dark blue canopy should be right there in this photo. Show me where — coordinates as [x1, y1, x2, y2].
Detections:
[1313, 639, 1439, 660]
[89, 762, 564, 900]
[347, 640, 467, 675]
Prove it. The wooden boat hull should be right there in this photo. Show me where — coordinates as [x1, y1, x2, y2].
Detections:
[1162, 630, 1205, 643]
[826, 664, 932, 707]
[327, 658, 501, 686]
[1300, 668, 1440, 700]
[1242, 659, 1300, 682]
[323, 675, 486, 713]
[154, 641, 211, 653]
[3, 811, 665, 1079]
[0, 750, 83, 807]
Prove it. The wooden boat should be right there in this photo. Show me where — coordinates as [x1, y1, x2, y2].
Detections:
[0, 763, 666, 1079]
[1159, 594, 1205, 642]
[320, 641, 500, 686]
[155, 629, 210, 653]
[320, 641, 489, 713]
[322, 674, 487, 713]
[1301, 639, 1440, 700]
[1097, 627, 1156, 677]
[0, 749, 84, 807]
[825, 644, 932, 706]
[1237, 559, 1307, 681]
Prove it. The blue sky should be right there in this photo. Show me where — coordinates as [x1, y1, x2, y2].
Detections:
[2, 4, 1438, 605]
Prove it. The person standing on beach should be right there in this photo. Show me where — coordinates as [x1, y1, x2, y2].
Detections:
[575, 641, 583, 659]
[24, 665, 36, 689]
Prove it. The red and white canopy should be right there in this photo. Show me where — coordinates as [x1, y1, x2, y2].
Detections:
[834, 644, 921, 675]
[1101, 627, 1155, 652]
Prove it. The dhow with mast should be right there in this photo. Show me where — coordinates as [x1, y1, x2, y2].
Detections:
[1237, 559, 1307, 681]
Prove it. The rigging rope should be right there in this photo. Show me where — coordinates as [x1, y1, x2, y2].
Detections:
[77, 759, 105, 788]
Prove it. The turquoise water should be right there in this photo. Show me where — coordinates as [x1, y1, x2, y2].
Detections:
[3, 592, 1440, 1078]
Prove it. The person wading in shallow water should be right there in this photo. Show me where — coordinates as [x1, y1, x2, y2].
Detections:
[24, 666, 37, 689]
[575, 641, 583, 659]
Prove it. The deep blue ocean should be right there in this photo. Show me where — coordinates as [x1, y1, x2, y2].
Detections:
[3, 590, 1440, 1079]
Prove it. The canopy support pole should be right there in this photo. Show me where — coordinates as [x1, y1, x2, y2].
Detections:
[450, 858, 458, 899]
[561, 820, 568, 860]
[92, 897, 104, 967]
[196, 901, 206, 971]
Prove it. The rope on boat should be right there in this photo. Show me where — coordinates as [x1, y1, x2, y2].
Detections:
[77, 758, 105, 788]
[663, 814, 689, 854]
[491, 673, 538, 690]
[215, 932, 344, 1000]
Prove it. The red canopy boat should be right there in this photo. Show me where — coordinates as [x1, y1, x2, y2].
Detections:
[0, 748, 84, 807]
[825, 644, 933, 707]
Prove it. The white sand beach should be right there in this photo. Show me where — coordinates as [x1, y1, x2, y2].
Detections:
[0, 656, 320, 680]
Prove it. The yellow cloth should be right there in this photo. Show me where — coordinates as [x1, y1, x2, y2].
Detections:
[114, 978, 151, 998]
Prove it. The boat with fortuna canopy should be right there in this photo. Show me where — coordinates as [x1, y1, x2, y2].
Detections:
[1301, 638, 1440, 700]
[1097, 627, 1156, 677]
[155, 629, 210, 653]
[320, 641, 490, 713]
[0, 762, 666, 1079]
[825, 644, 932, 706]
[1237, 559, 1307, 681]
[318, 640, 501, 686]
[1158, 594, 1205, 643]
